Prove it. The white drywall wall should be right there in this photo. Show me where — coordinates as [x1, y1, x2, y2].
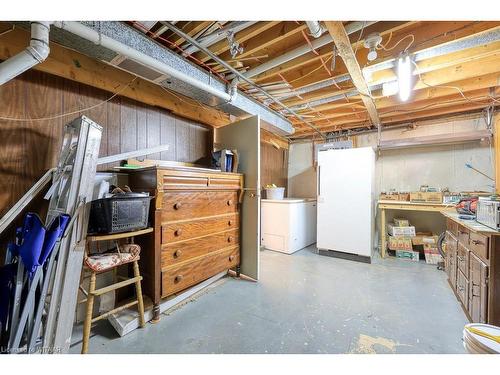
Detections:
[287, 116, 494, 240]
[356, 116, 494, 194]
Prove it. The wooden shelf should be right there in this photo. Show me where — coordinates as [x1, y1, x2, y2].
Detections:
[87, 227, 153, 242]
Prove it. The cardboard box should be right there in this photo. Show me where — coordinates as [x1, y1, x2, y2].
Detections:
[422, 236, 439, 245]
[379, 193, 399, 201]
[396, 250, 420, 262]
[424, 252, 443, 265]
[388, 236, 413, 251]
[387, 224, 416, 237]
[393, 218, 410, 227]
[410, 191, 443, 203]
[411, 232, 433, 245]
[398, 193, 410, 201]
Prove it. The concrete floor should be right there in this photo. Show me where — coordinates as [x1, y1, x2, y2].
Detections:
[70, 246, 468, 354]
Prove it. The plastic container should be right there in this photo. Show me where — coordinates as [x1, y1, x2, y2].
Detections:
[265, 187, 285, 200]
[88, 193, 153, 234]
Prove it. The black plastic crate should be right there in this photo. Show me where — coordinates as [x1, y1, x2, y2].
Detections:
[88, 193, 153, 234]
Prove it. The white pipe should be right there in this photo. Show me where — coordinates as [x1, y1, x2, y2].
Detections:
[234, 21, 377, 81]
[183, 21, 256, 55]
[305, 21, 324, 38]
[52, 21, 232, 102]
[0, 22, 51, 85]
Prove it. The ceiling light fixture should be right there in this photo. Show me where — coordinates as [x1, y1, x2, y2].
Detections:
[363, 33, 382, 62]
[397, 54, 412, 102]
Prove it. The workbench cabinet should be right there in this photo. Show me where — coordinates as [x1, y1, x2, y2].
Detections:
[443, 213, 500, 325]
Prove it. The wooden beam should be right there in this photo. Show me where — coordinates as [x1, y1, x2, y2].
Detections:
[264, 21, 500, 88]
[0, 23, 230, 127]
[254, 21, 414, 85]
[293, 73, 500, 122]
[324, 21, 381, 127]
[293, 101, 493, 136]
[369, 37, 500, 86]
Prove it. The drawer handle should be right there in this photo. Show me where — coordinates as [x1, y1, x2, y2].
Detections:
[173, 250, 182, 258]
[227, 200, 233, 206]
[227, 236, 233, 243]
[174, 229, 182, 237]
[457, 286, 465, 292]
[471, 240, 482, 245]
[228, 220, 233, 226]
[229, 255, 235, 262]
[173, 202, 182, 210]
[174, 275, 184, 283]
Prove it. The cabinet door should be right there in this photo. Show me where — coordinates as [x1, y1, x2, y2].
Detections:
[445, 231, 457, 283]
[216, 116, 260, 280]
[456, 270, 469, 307]
[469, 252, 488, 323]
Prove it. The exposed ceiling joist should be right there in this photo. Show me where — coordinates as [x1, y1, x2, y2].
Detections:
[324, 21, 381, 128]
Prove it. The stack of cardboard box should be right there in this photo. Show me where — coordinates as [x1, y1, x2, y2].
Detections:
[421, 236, 443, 265]
[387, 219, 419, 261]
[387, 220, 444, 264]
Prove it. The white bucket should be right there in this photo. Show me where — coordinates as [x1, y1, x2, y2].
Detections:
[265, 187, 285, 200]
[463, 323, 500, 354]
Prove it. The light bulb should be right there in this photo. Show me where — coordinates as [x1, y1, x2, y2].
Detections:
[397, 55, 412, 101]
[367, 48, 377, 61]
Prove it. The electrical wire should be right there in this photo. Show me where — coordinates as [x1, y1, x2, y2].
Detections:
[377, 32, 415, 52]
[353, 21, 367, 56]
[160, 86, 230, 119]
[411, 59, 500, 105]
[0, 77, 138, 122]
[287, 55, 334, 84]
[0, 24, 15, 37]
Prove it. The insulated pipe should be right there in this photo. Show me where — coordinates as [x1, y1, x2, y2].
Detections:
[232, 21, 377, 81]
[0, 22, 51, 85]
[305, 21, 324, 38]
[52, 21, 232, 102]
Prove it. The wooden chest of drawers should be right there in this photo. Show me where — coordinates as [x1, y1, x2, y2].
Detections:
[443, 213, 500, 325]
[128, 166, 243, 320]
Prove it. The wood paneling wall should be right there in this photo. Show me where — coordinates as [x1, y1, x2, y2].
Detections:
[260, 142, 288, 198]
[0, 70, 213, 220]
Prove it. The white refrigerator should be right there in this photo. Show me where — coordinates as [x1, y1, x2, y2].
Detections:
[316, 147, 375, 262]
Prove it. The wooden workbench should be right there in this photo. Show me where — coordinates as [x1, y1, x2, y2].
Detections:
[378, 200, 455, 258]
[441, 211, 500, 235]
